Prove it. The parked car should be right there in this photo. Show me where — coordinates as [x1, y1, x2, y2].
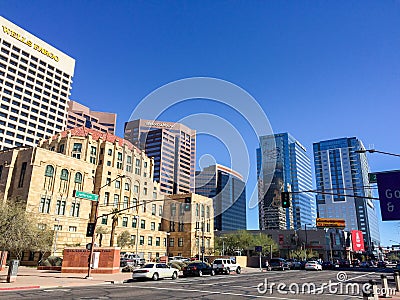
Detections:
[287, 259, 301, 269]
[377, 261, 387, 268]
[182, 262, 215, 277]
[269, 258, 290, 271]
[360, 261, 375, 268]
[322, 261, 334, 270]
[212, 258, 241, 274]
[338, 260, 351, 268]
[169, 256, 190, 263]
[120, 253, 146, 267]
[305, 261, 322, 271]
[132, 263, 179, 281]
[351, 259, 360, 267]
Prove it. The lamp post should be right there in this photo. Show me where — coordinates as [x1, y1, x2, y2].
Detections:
[221, 236, 227, 256]
[135, 215, 140, 258]
[86, 174, 125, 279]
[53, 218, 60, 256]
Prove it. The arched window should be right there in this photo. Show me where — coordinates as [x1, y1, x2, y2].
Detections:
[75, 172, 82, 183]
[45, 165, 54, 177]
[60, 169, 69, 181]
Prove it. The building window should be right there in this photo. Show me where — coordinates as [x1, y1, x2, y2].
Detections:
[169, 238, 174, 247]
[179, 203, 185, 215]
[124, 182, 130, 191]
[139, 236, 144, 245]
[104, 192, 110, 206]
[196, 203, 199, 217]
[140, 219, 146, 229]
[153, 192, 157, 199]
[143, 187, 147, 195]
[163, 238, 167, 247]
[206, 221, 210, 232]
[132, 198, 138, 210]
[132, 218, 137, 228]
[123, 196, 129, 209]
[169, 221, 175, 232]
[18, 162, 27, 188]
[151, 222, 155, 231]
[69, 226, 77, 232]
[178, 222, 184, 232]
[156, 237, 160, 246]
[133, 185, 139, 193]
[60, 169, 69, 180]
[72, 143, 82, 158]
[122, 217, 128, 227]
[74, 172, 82, 183]
[101, 216, 107, 225]
[45, 165, 54, 177]
[178, 238, 183, 247]
[55, 199, 66, 215]
[115, 180, 120, 189]
[201, 204, 204, 217]
[159, 205, 163, 216]
[142, 200, 146, 213]
[70, 200, 80, 217]
[152, 204, 156, 216]
[108, 149, 112, 156]
[39, 196, 51, 213]
[148, 236, 153, 246]
[135, 158, 141, 175]
[113, 194, 119, 208]
[171, 203, 176, 216]
[117, 152, 122, 169]
[206, 206, 210, 218]
[131, 235, 136, 245]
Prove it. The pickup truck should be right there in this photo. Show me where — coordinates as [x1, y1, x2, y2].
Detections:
[120, 253, 146, 267]
[212, 258, 241, 274]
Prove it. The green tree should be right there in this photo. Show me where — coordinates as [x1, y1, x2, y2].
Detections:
[117, 230, 131, 248]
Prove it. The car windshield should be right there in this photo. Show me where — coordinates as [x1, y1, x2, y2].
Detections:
[142, 264, 154, 268]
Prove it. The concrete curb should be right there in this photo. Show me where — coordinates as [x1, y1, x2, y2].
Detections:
[0, 285, 40, 291]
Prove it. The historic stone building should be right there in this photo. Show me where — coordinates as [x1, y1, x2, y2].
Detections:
[163, 193, 214, 258]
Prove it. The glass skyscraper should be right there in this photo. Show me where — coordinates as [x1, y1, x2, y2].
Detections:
[195, 164, 246, 231]
[313, 137, 380, 248]
[257, 133, 316, 230]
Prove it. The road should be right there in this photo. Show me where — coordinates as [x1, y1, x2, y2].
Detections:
[1, 269, 397, 300]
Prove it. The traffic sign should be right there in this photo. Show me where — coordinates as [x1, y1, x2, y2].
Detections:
[376, 171, 400, 221]
[255, 246, 262, 252]
[73, 190, 99, 201]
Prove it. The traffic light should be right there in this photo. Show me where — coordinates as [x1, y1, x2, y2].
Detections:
[184, 197, 191, 211]
[281, 192, 291, 208]
[86, 222, 95, 237]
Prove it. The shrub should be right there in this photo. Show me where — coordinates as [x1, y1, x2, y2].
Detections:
[40, 256, 63, 266]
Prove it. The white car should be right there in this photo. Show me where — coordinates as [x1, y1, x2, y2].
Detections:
[132, 263, 179, 281]
[305, 261, 322, 271]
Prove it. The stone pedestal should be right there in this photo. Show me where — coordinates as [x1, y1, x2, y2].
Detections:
[61, 247, 120, 274]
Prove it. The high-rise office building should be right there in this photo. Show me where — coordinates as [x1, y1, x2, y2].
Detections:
[257, 133, 316, 230]
[124, 119, 196, 195]
[195, 164, 247, 231]
[313, 137, 380, 248]
[67, 100, 116, 134]
[0, 16, 75, 150]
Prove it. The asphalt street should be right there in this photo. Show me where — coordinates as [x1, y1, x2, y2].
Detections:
[1, 269, 397, 300]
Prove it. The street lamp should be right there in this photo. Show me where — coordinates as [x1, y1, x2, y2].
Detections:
[355, 149, 400, 158]
[86, 174, 125, 279]
[53, 218, 60, 256]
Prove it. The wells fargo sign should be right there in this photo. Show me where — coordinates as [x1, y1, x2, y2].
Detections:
[316, 218, 346, 228]
[2, 25, 60, 62]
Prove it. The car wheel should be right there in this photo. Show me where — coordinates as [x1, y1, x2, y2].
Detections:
[152, 273, 159, 281]
[236, 267, 241, 274]
[198, 270, 203, 277]
[171, 272, 178, 280]
[225, 267, 230, 275]
[211, 269, 215, 276]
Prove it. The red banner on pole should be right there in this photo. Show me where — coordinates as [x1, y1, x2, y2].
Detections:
[351, 230, 365, 251]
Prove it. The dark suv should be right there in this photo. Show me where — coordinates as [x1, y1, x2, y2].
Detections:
[269, 258, 290, 271]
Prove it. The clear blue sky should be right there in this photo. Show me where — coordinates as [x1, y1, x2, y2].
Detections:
[2, 1, 400, 246]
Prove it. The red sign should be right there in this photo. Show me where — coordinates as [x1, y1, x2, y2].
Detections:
[351, 230, 365, 251]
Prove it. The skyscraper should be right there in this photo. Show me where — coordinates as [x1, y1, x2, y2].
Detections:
[67, 100, 117, 134]
[257, 133, 316, 230]
[124, 119, 196, 195]
[0, 16, 75, 150]
[195, 164, 247, 231]
[313, 137, 380, 248]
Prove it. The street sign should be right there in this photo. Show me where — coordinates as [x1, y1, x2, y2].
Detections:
[316, 218, 345, 228]
[255, 246, 262, 252]
[74, 190, 99, 201]
[369, 173, 377, 183]
[376, 171, 400, 221]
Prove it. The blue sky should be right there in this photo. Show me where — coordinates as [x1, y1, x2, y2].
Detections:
[2, 1, 400, 246]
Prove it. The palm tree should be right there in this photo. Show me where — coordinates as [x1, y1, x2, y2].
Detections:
[109, 208, 121, 247]
[95, 226, 110, 247]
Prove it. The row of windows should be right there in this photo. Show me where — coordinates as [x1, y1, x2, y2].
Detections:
[39, 196, 80, 217]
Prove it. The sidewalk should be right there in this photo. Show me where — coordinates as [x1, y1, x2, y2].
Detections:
[0, 266, 260, 291]
[0, 266, 131, 291]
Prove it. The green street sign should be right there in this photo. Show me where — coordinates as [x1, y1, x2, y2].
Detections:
[73, 190, 99, 201]
[369, 173, 377, 183]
